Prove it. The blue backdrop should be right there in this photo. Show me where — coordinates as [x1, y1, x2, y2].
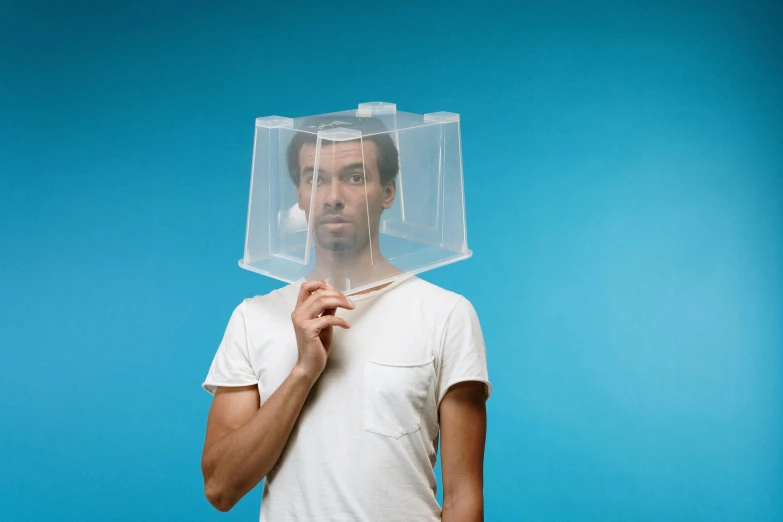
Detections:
[1, 1, 781, 520]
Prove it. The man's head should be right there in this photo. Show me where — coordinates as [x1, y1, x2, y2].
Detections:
[286, 117, 399, 254]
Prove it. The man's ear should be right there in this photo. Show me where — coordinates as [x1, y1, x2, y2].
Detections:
[297, 184, 305, 211]
[382, 179, 396, 210]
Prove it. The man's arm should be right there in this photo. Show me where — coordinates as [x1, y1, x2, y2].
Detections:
[201, 369, 317, 512]
[201, 280, 354, 512]
[440, 381, 488, 522]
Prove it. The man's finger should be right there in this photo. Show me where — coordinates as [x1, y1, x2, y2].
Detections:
[311, 315, 351, 332]
[297, 280, 328, 307]
[304, 296, 355, 318]
[301, 289, 346, 311]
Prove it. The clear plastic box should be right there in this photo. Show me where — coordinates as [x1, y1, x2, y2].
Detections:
[239, 102, 471, 294]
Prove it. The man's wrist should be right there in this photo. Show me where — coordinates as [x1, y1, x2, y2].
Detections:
[290, 364, 320, 388]
[443, 492, 483, 522]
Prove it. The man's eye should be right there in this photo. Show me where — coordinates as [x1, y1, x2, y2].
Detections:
[349, 174, 364, 184]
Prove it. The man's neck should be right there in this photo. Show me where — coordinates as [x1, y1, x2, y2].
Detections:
[309, 245, 402, 292]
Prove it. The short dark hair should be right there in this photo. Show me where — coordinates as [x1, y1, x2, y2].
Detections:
[286, 116, 399, 187]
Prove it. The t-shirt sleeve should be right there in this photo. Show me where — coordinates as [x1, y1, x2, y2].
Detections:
[202, 301, 258, 396]
[436, 296, 492, 407]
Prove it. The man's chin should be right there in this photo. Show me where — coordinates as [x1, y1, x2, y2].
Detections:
[316, 235, 355, 252]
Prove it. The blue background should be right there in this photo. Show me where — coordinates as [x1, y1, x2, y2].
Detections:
[1, 1, 781, 520]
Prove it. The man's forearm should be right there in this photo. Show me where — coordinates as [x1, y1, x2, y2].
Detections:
[202, 367, 316, 511]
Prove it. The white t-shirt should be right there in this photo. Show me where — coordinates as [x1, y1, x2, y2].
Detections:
[203, 275, 492, 521]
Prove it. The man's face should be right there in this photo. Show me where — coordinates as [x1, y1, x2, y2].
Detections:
[297, 139, 395, 253]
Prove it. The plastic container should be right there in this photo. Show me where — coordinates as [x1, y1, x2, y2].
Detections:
[240, 102, 471, 294]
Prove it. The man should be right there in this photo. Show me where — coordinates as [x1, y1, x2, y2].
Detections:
[201, 116, 491, 521]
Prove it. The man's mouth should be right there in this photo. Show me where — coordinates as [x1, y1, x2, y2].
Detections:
[320, 216, 351, 230]
[320, 216, 349, 224]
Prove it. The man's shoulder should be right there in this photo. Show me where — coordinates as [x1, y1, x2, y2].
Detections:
[398, 277, 469, 309]
[237, 283, 299, 315]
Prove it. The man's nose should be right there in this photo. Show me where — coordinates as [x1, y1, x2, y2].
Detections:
[323, 178, 344, 207]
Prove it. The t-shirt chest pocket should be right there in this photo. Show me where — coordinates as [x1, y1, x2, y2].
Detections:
[362, 357, 435, 439]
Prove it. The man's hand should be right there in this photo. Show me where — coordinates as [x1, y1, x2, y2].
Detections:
[291, 280, 354, 381]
